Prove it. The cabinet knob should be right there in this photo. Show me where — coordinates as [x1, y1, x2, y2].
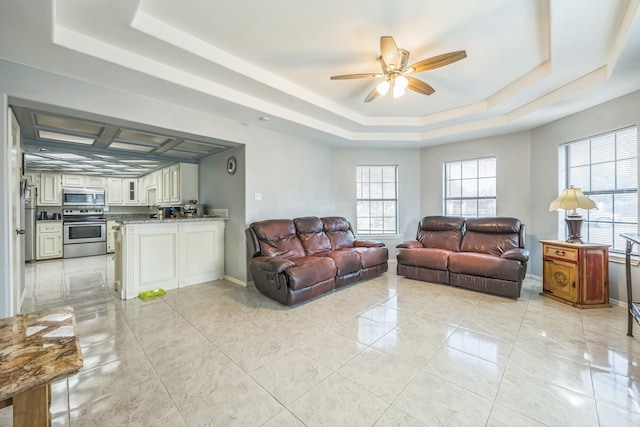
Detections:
[555, 250, 565, 256]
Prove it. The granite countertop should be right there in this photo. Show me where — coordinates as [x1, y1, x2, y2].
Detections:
[35, 219, 63, 223]
[0, 306, 83, 401]
[116, 216, 227, 225]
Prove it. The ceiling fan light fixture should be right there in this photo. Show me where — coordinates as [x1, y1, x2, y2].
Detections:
[377, 80, 390, 96]
[393, 85, 406, 98]
[395, 75, 408, 89]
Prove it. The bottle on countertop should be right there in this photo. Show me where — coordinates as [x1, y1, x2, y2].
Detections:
[157, 208, 163, 220]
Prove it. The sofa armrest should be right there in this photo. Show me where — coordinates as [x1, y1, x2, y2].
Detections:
[396, 240, 423, 249]
[354, 240, 385, 248]
[501, 248, 530, 263]
[250, 256, 295, 273]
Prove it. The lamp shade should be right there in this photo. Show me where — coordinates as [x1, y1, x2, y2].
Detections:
[548, 186, 596, 213]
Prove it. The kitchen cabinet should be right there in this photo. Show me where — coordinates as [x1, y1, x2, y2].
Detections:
[540, 240, 610, 308]
[61, 174, 106, 189]
[107, 219, 118, 253]
[161, 168, 171, 203]
[25, 172, 40, 186]
[138, 177, 147, 205]
[85, 176, 106, 188]
[36, 222, 63, 260]
[115, 219, 225, 299]
[107, 178, 123, 205]
[62, 174, 84, 188]
[38, 173, 62, 206]
[156, 163, 198, 206]
[122, 179, 138, 205]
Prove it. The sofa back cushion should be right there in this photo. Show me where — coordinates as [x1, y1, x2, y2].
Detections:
[461, 217, 522, 256]
[322, 217, 356, 249]
[417, 216, 465, 252]
[294, 216, 332, 255]
[250, 219, 306, 259]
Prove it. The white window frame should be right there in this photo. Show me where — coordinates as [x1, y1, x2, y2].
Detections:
[443, 157, 496, 217]
[356, 165, 398, 235]
[560, 126, 638, 254]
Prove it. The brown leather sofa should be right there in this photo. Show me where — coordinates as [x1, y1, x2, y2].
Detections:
[396, 216, 529, 298]
[246, 216, 388, 305]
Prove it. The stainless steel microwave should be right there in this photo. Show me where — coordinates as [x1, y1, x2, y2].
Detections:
[62, 188, 105, 206]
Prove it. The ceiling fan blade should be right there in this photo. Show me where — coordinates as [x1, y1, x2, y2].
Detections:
[380, 36, 399, 69]
[407, 50, 467, 73]
[330, 73, 380, 80]
[364, 87, 380, 103]
[406, 77, 435, 95]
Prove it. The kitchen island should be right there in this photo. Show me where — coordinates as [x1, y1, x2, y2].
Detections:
[114, 217, 226, 299]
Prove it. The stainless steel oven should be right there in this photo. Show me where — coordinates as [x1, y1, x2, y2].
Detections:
[62, 208, 107, 258]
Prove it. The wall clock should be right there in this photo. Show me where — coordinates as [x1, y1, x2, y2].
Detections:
[226, 156, 237, 175]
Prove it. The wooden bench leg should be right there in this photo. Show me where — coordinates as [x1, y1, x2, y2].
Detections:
[13, 383, 50, 427]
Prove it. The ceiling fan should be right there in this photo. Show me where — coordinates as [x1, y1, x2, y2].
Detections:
[330, 36, 467, 102]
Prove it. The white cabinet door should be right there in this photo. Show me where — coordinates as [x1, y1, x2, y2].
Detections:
[107, 220, 118, 253]
[25, 172, 40, 186]
[161, 168, 171, 203]
[169, 164, 180, 203]
[85, 176, 107, 188]
[38, 173, 62, 206]
[107, 178, 123, 205]
[62, 174, 84, 188]
[36, 222, 62, 259]
[138, 177, 147, 205]
[123, 179, 138, 205]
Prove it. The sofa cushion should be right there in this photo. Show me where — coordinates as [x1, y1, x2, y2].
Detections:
[251, 219, 306, 259]
[325, 250, 361, 276]
[396, 248, 450, 270]
[460, 217, 521, 256]
[353, 246, 389, 268]
[294, 216, 332, 255]
[322, 217, 356, 249]
[286, 256, 337, 290]
[449, 252, 523, 282]
[417, 216, 465, 252]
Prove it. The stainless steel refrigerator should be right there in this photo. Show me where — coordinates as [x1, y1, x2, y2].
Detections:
[24, 185, 36, 262]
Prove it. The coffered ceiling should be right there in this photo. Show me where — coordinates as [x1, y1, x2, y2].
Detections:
[12, 104, 236, 176]
[1, 0, 639, 153]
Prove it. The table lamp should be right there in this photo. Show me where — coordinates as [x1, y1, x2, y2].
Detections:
[549, 185, 596, 243]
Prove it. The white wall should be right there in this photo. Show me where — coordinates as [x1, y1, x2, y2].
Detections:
[531, 90, 640, 303]
[333, 148, 422, 258]
[198, 146, 246, 283]
[0, 93, 10, 318]
[420, 131, 532, 232]
[245, 127, 336, 222]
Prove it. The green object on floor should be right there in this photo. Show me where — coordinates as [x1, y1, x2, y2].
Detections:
[138, 288, 166, 300]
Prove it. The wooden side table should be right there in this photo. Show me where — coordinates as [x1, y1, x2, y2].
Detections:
[0, 306, 83, 426]
[540, 240, 610, 308]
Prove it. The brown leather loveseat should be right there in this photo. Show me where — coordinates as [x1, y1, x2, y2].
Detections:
[246, 216, 388, 305]
[396, 216, 529, 298]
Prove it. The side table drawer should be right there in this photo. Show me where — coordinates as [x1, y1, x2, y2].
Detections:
[544, 244, 578, 262]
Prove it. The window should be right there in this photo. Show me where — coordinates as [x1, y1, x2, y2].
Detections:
[444, 157, 496, 217]
[356, 165, 397, 234]
[561, 126, 638, 254]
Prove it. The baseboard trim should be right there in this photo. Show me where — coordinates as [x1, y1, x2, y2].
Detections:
[224, 275, 247, 287]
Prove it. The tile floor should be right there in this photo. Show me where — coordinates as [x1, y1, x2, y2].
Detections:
[2, 255, 640, 426]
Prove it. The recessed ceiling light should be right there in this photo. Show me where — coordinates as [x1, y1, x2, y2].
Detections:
[38, 130, 95, 145]
[259, 116, 270, 122]
[46, 153, 88, 160]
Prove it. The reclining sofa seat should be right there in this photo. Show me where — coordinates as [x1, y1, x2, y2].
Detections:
[246, 216, 388, 305]
[397, 216, 529, 298]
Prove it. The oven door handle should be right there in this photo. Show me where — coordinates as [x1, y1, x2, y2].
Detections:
[64, 221, 106, 226]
